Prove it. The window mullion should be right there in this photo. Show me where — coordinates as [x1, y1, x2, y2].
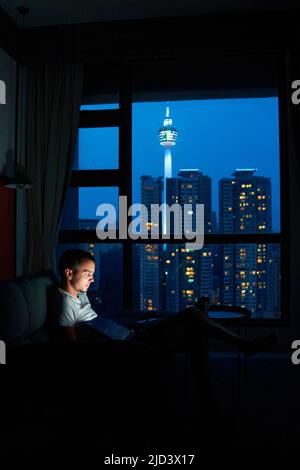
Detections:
[119, 68, 133, 309]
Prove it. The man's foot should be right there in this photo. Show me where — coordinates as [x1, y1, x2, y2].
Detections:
[241, 333, 278, 357]
[194, 297, 210, 315]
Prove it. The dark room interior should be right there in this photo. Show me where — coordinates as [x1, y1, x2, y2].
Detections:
[1, 0, 300, 454]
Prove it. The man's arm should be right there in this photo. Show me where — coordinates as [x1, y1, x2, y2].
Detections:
[61, 326, 77, 341]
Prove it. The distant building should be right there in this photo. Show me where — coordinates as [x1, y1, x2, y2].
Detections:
[165, 170, 213, 310]
[140, 169, 213, 312]
[140, 175, 163, 311]
[219, 169, 279, 317]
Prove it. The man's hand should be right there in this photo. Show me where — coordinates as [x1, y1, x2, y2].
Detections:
[62, 326, 77, 340]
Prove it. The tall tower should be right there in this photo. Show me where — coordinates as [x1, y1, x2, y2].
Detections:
[158, 106, 178, 235]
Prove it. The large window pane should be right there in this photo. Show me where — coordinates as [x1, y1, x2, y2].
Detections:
[132, 243, 281, 319]
[213, 243, 281, 319]
[80, 104, 119, 110]
[132, 98, 280, 234]
[74, 127, 119, 170]
[61, 187, 119, 230]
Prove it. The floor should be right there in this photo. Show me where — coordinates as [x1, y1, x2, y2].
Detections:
[0, 349, 298, 451]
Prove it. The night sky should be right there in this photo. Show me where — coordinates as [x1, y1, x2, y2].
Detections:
[79, 97, 280, 232]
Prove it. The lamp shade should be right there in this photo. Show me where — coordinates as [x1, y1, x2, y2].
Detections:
[5, 164, 34, 190]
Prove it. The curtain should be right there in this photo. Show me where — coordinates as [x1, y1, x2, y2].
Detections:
[25, 63, 83, 274]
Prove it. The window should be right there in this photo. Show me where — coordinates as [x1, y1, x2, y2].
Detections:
[76, 127, 119, 170]
[59, 71, 132, 311]
[61, 187, 119, 230]
[132, 98, 281, 319]
[59, 54, 287, 323]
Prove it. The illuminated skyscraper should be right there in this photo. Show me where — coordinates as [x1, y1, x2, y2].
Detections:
[140, 175, 163, 311]
[219, 169, 279, 317]
[164, 170, 213, 311]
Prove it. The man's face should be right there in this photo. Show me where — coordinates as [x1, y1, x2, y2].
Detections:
[65, 259, 95, 293]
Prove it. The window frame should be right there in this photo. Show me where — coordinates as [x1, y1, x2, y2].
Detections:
[59, 53, 289, 327]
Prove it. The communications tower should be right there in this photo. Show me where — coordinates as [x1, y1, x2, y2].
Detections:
[158, 106, 178, 235]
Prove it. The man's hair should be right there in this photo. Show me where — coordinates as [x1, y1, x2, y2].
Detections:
[58, 249, 95, 279]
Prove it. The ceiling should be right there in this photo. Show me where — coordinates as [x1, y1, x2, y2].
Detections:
[1, 0, 300, 28]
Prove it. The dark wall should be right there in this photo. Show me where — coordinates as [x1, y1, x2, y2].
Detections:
[0, 187, 15, 279]
[0, 11, 17, 281]
[0, 7, 19, 60]
[23, 10, 299, 65]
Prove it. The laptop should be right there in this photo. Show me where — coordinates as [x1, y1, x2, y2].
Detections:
[87, 314, 135, 340]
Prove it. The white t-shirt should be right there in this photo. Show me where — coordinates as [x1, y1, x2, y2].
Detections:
[57, 288, 98, 327]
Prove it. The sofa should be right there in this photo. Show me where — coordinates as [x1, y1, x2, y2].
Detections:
[0, 271, 59, 346]
[0, 271, 202, 450]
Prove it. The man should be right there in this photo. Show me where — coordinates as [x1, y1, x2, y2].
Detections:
[54, 249, 277, 356]
[52, 248, 278, 425]
[54, 249, 98, 340]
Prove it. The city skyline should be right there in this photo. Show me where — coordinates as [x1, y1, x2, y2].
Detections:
[139, 168, 280, 317]
[77, 97, 280, 232]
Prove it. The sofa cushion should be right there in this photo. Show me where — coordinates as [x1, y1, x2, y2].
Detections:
[22, 328, 53, 344]
[0, 281, 29, 343]
[17, 272, 57, 337]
